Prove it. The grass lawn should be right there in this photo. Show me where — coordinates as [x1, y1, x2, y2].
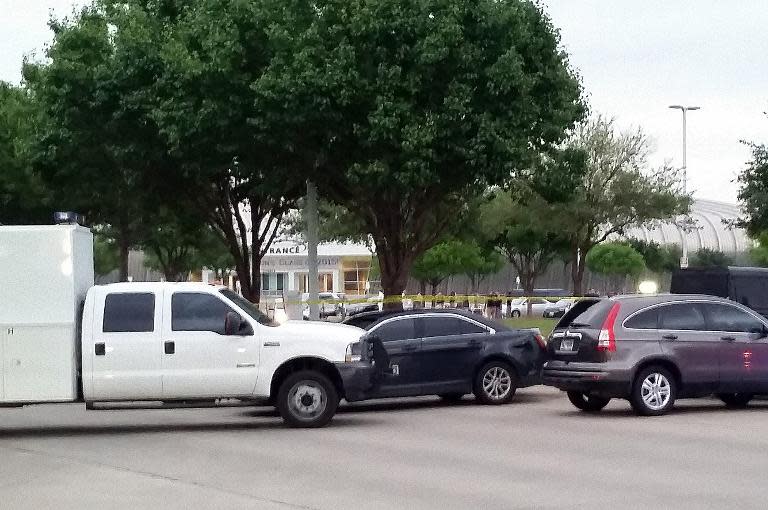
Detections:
[502, 317, 558, 336]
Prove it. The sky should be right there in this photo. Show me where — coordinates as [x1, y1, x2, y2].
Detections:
[2, 0, 767, 204]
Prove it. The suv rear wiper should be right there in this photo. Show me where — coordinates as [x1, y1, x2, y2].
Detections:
[565, 322, 591, 328]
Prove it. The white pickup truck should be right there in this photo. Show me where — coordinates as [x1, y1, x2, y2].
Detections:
[0, 224, 377, 427]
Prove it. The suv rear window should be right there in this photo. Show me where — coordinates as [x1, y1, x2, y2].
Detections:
[556, 299, 605, 328]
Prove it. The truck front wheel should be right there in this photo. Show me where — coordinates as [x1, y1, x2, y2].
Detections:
[276, 370, 339, 428]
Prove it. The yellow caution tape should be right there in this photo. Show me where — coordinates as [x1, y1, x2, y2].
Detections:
[270, 294, 585, 307]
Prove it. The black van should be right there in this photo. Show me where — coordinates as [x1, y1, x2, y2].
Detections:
[670, 266, 768, 317]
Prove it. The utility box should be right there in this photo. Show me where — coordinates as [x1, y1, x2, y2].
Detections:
[0, 225, 94, 403]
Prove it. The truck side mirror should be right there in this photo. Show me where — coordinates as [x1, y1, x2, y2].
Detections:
[225, 312, 242, 336]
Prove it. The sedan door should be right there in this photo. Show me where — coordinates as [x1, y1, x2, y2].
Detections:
[368, 317, 422, 397]
[417, 316, 487, 394]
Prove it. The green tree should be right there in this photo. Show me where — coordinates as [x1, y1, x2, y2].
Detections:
[257, 0, 585, 308]
[24, 3, 172, 280]
[282, 199, 371, 247]
[537, 116, 691, 295]
[463, 244, 504, 294]
[411, 240, 479, 296]
[585, 242, 646, 293]
[690, 247, 732, 268]
[151, 0, 307, 302]
[93, 230, 120, 277]
[750, 232, 768, 267]
[737, 121, 768, 236]
[139, 207, 232, 281]
[626, 238, 681, 274]
[479, 188, 571, 308]
[0, 82, 49, 224]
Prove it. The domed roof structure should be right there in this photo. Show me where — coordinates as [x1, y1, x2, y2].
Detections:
[623, 199, 751, 253]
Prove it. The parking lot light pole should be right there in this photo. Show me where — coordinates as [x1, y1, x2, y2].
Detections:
[306, 180, 320, 320]
[668, 104, 700, 268]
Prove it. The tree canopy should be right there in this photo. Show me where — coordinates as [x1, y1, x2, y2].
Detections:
[0, 82, 49, 224]
[586, 242, 645, 293]
[690, 247, 732, 268]
[533, 116, 691, 295]
[256, 0, 585, 306]
[411, 239, 481, 294]
[625, 238, 681, 274]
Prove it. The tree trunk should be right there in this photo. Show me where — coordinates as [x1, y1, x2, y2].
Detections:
[250, 251, 262, 305]
[524, 276, 535, 316]
[570, 247, 584, 297]
[378, 248, 411, 311]
[118, 234, 130, 282]
[236, 255, 254, 301]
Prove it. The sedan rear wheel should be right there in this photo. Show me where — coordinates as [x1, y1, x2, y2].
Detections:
[567, 391, 611, 412]
[717, 393, 753, 408]
[510, 310, 521, 318]
[630, 366, 676, 416]
[474, 361, 518, 405]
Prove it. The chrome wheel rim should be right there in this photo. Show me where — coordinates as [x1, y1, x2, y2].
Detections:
[641, 373, 671, 410]
[482, 367, 512, 400]
[287, 380, 327, 421]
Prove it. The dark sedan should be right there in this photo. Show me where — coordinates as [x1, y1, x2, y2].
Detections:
[346, 309, 547, 404]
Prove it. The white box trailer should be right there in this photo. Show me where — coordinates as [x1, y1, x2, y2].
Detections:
[0, 224, 94, 403]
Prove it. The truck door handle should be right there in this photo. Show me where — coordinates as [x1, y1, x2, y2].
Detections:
[94, 342, 106, 356]
[721, 336, 736, 342]
[164, 341, 175, 354]
[661, 334, 678, 341]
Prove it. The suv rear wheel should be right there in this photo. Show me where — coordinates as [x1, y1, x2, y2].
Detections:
[567, 391, 611, 412]
[717, 393, 753, 408]
[630, 366, 677, 416]
[277, 370, 339, 428]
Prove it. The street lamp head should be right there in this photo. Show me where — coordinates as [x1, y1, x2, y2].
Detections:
[687, 106, 701, 111]
[669, 105, 684, 110]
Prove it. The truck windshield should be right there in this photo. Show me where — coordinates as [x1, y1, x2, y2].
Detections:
[220, 289, 280, 327]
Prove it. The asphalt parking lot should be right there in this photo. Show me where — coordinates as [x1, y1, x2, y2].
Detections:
[1, 386, 768, 510]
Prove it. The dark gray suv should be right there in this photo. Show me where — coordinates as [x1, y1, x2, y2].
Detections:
[543, 294, 768, 415]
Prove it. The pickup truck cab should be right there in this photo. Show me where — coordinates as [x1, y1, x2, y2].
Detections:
[81, 282, 374, 427]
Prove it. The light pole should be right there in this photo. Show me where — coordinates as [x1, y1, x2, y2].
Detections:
[668, 104, 700, 268]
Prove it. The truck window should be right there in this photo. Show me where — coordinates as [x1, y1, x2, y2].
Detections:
[103, 293, 155, 333]
[172, 292, 235, 335]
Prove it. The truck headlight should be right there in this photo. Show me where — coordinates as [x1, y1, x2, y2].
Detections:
[345, 342, 361, 363]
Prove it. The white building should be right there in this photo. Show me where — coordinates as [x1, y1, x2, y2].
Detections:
[259, 241, 375, 298]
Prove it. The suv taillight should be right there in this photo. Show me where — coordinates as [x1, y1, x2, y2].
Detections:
[597, 303, 621, 352]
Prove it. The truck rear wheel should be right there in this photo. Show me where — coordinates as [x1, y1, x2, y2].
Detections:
[277, 370, 339, 428]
